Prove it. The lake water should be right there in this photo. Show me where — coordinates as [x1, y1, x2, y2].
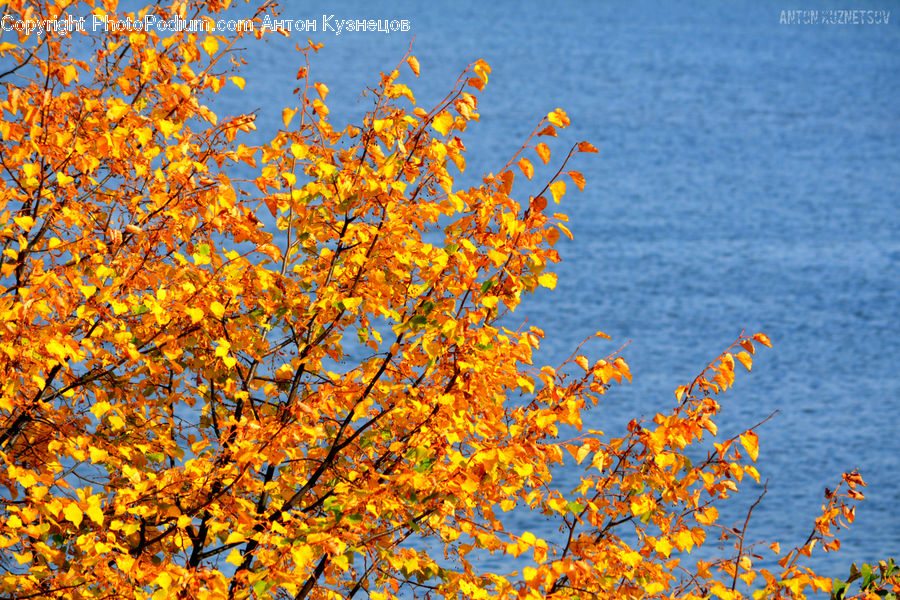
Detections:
[155, 0, 900, 584]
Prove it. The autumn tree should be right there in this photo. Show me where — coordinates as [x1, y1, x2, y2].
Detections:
[0, 1, 896, 599]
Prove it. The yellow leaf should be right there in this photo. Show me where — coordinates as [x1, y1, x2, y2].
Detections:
[56, 171, 74, 186]
[209, 301, 226, 319]
[64, 502, 83, 527]
[575, 355, 589, 371]
[487, 248, 507, 266]
[547, 109, 569, 127]
[14, 215, 34, 230]
[406, 56, 420, 76]
[201, 36, 218, 58]
[214, 339, 231, 358]
[225, 531, 245, 545]
[226, 547, 243, 566]
[230, 76, 245, 90]
[106, 103, 129, 121]
[312, 99, 328, 116]
[61, 64, 78, 84]
[740, 431, 759, 462]
[282, 107, 297, 128]
[736, 351, 752, 371]
[433, 112, 453, 136]
[575, 443, 591, 464]
[89, 446, 108, 463]
[537, 272, 557, 289]
[86, 503, 104, 526]
[518, 158, 533, 180]
[675, 529, 694, 552]
[696, 506, 718, 525]
[79, 285, 97, 298]
[16, 471, 37, 488]
[186, 307, 204, 324]
[644, 581, 665, 595]
[314, 82, 329, 100]
[342, 297, 362, 311]
[91, 402, 112, 420]
[549, 181, 566, 204]
[158, 119, 179, 139]
[46, 340, 68, 360]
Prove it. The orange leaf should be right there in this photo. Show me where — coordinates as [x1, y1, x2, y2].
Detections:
[567, 170, 585, 191]
[406, 56, 420, 77]
[314, 82, 329, 100]
[537, 125, 557, 137]
[546, 227, 560, 246]
[518, 158, 533, 180]
[535, 142, 551, 164]
[752, 333, 773, 347]
[263, 196, 278, 217]
[531, 196, 547, 213]
[736, 351, 752, 371]
[577, 141, 599, 153]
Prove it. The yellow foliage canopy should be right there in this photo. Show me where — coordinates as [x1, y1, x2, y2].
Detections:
[0, 2, 891, 600]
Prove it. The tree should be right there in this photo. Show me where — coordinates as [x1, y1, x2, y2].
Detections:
[0, 1, 896, 599]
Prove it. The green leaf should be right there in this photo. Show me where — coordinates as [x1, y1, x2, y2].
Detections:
[831, 578, 847, 600]
[252, 580, 272, 596]
[861, 563, 874, 589]
[480, 280, 495, 293]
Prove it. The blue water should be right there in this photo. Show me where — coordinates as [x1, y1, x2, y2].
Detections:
[209, 0, 899, 583]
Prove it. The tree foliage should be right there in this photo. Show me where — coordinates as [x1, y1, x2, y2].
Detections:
[0, 1, 897, 599]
